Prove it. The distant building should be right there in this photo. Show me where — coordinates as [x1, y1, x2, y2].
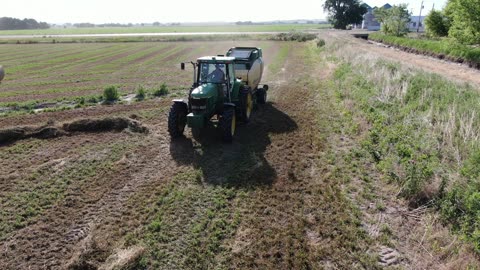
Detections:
[354, 3, 392, 31]
[355, 3, 426, 33]
[409, 16, 426, 32]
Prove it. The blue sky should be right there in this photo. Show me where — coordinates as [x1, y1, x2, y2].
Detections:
[1, 0, 449, 24]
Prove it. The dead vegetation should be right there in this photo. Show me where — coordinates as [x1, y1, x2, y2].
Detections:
[0, 117, 148, 145]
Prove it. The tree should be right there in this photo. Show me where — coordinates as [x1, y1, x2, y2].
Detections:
[425, 10, 450, 37]
[323, 0, 367, 29]
[0, 17, 50, 30]
[444, 0, 480, 44]
[374, 4, 410, 36]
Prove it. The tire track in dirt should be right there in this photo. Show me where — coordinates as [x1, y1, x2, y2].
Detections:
[0, 119, 177, 269]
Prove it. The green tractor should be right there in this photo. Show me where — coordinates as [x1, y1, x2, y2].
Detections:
[168, 47, 268, 142]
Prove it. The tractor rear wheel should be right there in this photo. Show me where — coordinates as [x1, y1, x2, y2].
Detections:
[239, 88, 253, 123]
[220, 107, 236, 142]
[256, 88, 267, 104]
[168, 102, 187, 138]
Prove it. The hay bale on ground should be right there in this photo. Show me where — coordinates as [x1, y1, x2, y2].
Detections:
[30, 127, 63, 139]
[0, 127, 27, 144]
[0, 117, 147, 145]
[63, 117, 147, 133]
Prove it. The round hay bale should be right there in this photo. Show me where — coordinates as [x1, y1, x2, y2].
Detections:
[0, 65, 4, 82]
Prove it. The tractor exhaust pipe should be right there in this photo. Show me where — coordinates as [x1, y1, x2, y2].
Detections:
[0, 65, 4, 83]
[181, 61, 197, 86]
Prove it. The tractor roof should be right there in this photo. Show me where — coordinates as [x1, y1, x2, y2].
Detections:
[197, 56, 235, 63]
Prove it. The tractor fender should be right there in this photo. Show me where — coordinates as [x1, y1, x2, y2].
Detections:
[172, 99, 188, 110]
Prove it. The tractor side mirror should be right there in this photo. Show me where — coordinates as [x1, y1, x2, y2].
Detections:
[181, 63, 185, 70]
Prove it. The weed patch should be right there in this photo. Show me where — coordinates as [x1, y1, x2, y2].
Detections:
[329, 44, 480, 249]
[369, 33, 480, 69]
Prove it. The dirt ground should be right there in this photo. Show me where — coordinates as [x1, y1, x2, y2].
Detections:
[1, 34, 479, 269]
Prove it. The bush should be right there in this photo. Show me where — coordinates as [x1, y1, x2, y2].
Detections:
[374, 4, 410, 37]
[444, 0, 480, 45]
[316, 38, 326, 47]
[270, 32, 317, 42]
[425, 10, 450, 37]
[135, 85, 146, 100]
[103, 85, 119, 102]
[153, 83, 169, 97]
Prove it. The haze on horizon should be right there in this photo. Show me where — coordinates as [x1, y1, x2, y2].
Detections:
[2, 0, 448, 24]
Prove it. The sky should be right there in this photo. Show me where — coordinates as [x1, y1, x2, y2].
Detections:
[2, 0, 449, 24]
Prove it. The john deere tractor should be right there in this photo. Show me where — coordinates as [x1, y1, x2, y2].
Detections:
[168, 47, 268, 142]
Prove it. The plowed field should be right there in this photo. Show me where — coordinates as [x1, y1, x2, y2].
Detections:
[1, 34, 479, 269]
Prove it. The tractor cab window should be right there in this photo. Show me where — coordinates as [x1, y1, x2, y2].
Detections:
[199, 63, 226, 83]
[228, 64, 234, 84]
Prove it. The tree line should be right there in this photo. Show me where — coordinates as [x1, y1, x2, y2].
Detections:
[322, 0, 479, 45]
[0, 17, 49, 30]
[425, 0, 480, 44]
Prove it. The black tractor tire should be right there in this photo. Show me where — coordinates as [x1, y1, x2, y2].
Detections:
[191, 127, 201, 139]
[239, 87, 253, 123]
[168, 102, 187, 138]
[256, 88, 267, 104]
[220, 107, 236, 142]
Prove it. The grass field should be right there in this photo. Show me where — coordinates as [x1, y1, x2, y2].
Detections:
[0, 33, 479, 269]
[0, 41, 280, 112]
[0, 24, 330, 36]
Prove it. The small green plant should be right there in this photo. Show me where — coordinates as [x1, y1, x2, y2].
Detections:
[153, 83, 169, 97]
[316, 38, 326, 47]
[103, 85, 119, 102]
[87, 96, 98, 103]
[135, 85, 146, 100]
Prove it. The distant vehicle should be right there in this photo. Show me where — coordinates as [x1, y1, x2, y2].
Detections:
[168, 47, 268, 142]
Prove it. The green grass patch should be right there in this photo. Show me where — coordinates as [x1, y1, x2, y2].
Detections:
[268, 43, 291, 74]
[330, 44, 480, 251]
[0, 140, 136, 240]
[369, 33, 480, 67]
[129, 169, 240, 269]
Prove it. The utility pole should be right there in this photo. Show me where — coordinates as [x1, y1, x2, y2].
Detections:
[417, 0, 424, 32]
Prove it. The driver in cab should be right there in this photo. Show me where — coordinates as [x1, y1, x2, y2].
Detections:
[208, 64, 225, 83]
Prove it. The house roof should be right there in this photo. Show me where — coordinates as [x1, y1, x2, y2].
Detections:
[361, 3, 372, 9]
[382, 3, 392, 9]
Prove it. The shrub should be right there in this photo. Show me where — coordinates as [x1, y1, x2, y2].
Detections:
[316, 38, 326, 47]
[270, 32, 317, 42]
[103, 85, 119, 102]
[153, 83, 169, 97]
[425, 10, 450, 37]
[135, 85, 146, 100]
[374, 4, 410, 37]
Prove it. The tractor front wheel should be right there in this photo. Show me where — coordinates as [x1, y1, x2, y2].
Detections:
[239, 88, 253, 123]
[168, 102, 187, 138]
[256, 88, 267, 104]
[220, 107, 236, 142]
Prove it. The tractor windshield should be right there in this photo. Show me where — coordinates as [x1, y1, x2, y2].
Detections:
[199, 63, 226, 84]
